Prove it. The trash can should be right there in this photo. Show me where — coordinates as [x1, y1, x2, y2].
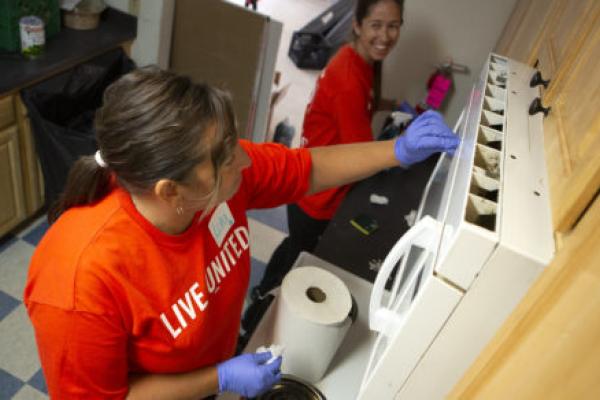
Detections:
[21, 48, 134, 210]
[288, 0, 354, 70]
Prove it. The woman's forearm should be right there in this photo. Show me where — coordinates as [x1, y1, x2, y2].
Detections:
[308, 139, 399, 194]
[127, 366, 219, 400]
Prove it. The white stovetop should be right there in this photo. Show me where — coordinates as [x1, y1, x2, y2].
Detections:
[219, 251, 377, 400]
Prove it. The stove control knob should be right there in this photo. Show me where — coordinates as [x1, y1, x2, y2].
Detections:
[529, 97, 551, 117]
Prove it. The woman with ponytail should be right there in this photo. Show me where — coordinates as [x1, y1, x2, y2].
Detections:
[24, 65, 457, 399]
[254, 0, 409, 299]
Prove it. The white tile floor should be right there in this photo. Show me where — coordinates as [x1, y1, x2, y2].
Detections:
[1, 2, 331, 397]
[0, 217, 53, 399]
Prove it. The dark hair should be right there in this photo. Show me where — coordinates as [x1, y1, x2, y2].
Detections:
[354, 0, 404, 108]
[49, 67, 238, 223]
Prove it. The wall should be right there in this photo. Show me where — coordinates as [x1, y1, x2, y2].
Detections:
[130, 0, 174, 68]
[124, 0, 518, 135]
[380, 0, 518, 126]
[104, 0, 131, 13]
[102, 0, 172, 69]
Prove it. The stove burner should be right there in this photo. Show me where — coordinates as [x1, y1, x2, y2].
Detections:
[253, 375, 326, 400]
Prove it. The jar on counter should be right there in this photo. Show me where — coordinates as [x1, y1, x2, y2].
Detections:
[20, 16, 45, 59]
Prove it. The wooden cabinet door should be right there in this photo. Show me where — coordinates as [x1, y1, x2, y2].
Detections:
[495, 0, 556, 64]
[496, 0, 600, 232]
[15, 95, 44, 215]
[537, 3, 600, 231]
[0, 125, 26, 236]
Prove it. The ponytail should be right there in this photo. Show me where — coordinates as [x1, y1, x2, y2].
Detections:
[48, 67, 239, 224]
[48, 155, 113, 224]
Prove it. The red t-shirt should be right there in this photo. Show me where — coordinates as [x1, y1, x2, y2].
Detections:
[299, 44, 374, 220]
[24, 140, 312, 399]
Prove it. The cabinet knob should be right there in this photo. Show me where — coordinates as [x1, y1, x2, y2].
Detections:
[530, 71, 551, 88]
[529, 97, 551, 117]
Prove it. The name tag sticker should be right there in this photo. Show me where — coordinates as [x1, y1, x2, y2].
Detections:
[209, 203, 234, 247]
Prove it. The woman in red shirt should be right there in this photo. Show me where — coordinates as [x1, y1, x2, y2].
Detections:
[254, 0, 410, 298]
[24, 66, 457, 399]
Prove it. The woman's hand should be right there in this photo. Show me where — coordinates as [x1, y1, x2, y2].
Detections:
[217, 352, 282, 397]
[394, 110, 460, 167]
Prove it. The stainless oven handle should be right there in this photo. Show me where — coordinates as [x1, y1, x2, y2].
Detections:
[369, 216, 441, 337]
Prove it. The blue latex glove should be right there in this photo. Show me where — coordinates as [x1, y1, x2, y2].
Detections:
[396, 100, 418, 118]
[394, 110, 460, 167]
[217, 352, 282, 397]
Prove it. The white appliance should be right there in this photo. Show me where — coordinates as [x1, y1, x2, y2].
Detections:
[232, 53, 554, 400]
[358, 53, 554, 399]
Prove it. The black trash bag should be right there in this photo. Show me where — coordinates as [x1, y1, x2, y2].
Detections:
[21, 48, 135, 212]
[272, 118, 295, 148]
[289, 0, 355, 70]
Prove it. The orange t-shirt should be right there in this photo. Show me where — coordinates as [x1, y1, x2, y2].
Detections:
[24, 140, 312, 399]
[298, 44, 374, 220]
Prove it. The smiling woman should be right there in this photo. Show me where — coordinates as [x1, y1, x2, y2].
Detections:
[252, 0, 406, 301]
[353, 0, 404, 63]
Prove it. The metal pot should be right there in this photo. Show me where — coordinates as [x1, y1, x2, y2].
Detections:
[251, 375, 326, 400]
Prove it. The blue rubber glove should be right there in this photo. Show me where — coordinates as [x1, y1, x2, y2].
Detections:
[394, 110, 460, 167]
[397, 100, 418, 118]
[217, 352, 282, 397]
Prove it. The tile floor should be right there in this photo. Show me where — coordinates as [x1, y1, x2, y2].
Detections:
[0, 207, 288, 399]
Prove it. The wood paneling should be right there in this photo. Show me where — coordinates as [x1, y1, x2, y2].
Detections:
[0, 95, 15, 129]
[540, 7, 600, 231]
[15, 95, 44, 215]
[0, 125, 25, 236]
[498, 0, 600, 231]
[495, 0, 556, 64]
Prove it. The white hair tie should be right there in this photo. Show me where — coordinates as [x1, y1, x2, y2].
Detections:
[94, 150, 108, 168]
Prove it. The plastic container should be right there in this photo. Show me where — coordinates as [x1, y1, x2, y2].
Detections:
[63, 0, 106, 30]
[20, 16, 45, 58]
[63, 9, 100, 30]
[0, 0, 60, 52]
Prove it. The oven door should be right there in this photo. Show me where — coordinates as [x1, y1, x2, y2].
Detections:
[358, 212, 463, 400]
[357, 88, 478, 399]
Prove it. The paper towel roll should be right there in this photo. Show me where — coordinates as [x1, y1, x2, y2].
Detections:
[273, 266, 353, 383]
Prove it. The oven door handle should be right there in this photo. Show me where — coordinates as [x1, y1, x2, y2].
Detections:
[369, 215, 441, 336]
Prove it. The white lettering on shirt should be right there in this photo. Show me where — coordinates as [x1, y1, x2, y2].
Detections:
[190, 282, 208, 312]
[160, 225, 250, 339]
[234, 226, 249, 250]
[206, 265, 217, 293]
[160, 313, 182, 338]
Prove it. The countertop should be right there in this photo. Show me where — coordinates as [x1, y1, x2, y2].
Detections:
[0, 7, 136, 96]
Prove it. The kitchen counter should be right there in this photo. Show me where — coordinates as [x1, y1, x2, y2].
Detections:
[0, 7, 136, 95]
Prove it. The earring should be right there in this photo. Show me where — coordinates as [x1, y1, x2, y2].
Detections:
[176, 206, 184, 216]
